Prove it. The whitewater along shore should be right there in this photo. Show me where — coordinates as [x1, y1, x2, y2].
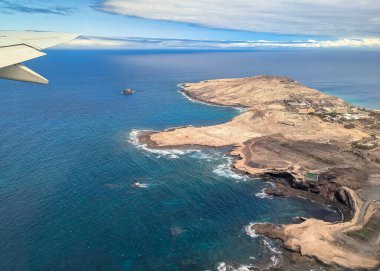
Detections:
[138, 76, 380, 270]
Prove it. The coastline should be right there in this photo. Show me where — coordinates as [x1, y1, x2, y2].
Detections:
[177, 83, 247, 112]
[136, 76, 380, 270]
[139, 129, 352, 221]
[138, 129, 235, 151]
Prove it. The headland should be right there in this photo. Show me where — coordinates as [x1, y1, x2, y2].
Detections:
[138, 76, 380, 270]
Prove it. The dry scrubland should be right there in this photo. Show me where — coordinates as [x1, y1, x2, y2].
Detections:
[140, 76, 380, 270]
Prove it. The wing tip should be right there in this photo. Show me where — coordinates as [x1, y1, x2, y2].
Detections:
[0, 64, 49, 84]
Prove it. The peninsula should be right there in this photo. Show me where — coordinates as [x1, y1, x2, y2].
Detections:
[139, 76, 380, 270]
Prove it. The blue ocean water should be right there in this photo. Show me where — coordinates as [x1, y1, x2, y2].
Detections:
[0, 50, 379, 271]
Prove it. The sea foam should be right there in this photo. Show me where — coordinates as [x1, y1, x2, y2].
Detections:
[244, 222, 259, 238]
[216, 262, 227, 271]
[128, 130, 249, 181]
[127, 129, 200, 159]
[216, 262, 255, 271]
[263, 240, 282, 268]
[212, 156, 247, 181]
[254, 188, 272, 199]
[217, 224, 283, 271]
[254, 182, 275, 199]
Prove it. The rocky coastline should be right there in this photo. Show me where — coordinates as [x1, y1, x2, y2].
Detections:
[137, 76, 380, 270]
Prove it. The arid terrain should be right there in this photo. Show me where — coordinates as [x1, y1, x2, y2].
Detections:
[139, 76, 380, 270]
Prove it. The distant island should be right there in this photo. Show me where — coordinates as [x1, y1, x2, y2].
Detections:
[138, 76, 380, 270]
[122, 88, 135, 95]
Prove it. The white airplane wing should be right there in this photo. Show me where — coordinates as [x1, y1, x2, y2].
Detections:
[0, 31, 78, 84]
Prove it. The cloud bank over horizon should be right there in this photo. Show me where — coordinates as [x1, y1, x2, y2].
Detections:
[97, 0, 380, 38]
[2, 0, 379, 48]
[62, 36, 380, 49]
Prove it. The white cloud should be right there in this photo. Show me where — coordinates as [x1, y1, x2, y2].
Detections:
[96, 0, 380, 37]
[219, 38, 380, 48]
[67, 38, 126, 48]
[60, 36, 380, 49]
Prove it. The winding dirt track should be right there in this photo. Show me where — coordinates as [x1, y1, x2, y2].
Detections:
[141, 76, 380, 270]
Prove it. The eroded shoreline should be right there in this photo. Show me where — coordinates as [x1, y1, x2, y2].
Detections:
[137, 76, 380, 270]
[139, 129, 353, 221]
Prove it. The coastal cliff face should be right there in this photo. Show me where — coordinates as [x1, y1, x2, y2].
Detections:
[139, 76, 380, 270]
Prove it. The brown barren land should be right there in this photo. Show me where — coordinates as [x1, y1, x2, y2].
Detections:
[139, 76, 380, 270]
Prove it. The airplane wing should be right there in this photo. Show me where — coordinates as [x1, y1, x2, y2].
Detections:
[0, 31, 78, 84]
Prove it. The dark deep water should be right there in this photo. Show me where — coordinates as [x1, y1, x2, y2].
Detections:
[0, 50, 379, 271]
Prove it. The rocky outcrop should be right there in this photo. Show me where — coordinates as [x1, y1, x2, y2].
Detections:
[251, 188, 380, 270]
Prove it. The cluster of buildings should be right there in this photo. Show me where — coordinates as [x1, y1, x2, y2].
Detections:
[284, 99, 372, 122]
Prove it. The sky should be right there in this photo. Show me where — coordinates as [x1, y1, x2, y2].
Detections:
[1, 0, 380, 49]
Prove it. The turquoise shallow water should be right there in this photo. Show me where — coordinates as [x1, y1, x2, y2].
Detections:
[0, 50, 379, 270]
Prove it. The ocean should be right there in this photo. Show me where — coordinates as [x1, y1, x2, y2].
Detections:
[0, 50, 379, 271]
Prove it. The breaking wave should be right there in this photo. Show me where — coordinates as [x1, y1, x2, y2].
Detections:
[217, 222, 283, 270]
[216, 262, 227, 271]
[244, 222, 259, 238]
[263, 239, 281, 255]
[255, 188, 272, 199]
[216, 262, 255, 271]
[212, 156, 247, 181]
[263, 240, 282, 268]
[128, 130, 249, 181]
[127, 129, 200, 159]
[255, 182, 275, 199]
